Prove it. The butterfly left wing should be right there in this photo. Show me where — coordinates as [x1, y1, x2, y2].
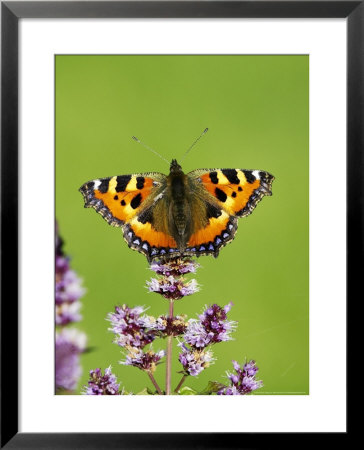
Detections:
[79, 173, 166, 226]
[182, 168, 274, 258]
[80, 172, 179, 260]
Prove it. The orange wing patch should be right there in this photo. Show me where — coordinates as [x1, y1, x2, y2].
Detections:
[188, 211, 230, 247]
[80, 175, 154, 226]
[123, 218, 179, 262]
[128, 218, 176, 248]
[199, 169, 274, 218]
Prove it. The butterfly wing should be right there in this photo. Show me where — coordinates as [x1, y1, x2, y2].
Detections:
[183, 168, 274, 257]
[80, 168, 274, 261]
[80, 172, 178, 260]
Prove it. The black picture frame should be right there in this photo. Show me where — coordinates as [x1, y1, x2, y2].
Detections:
[1, 1, 356, 447]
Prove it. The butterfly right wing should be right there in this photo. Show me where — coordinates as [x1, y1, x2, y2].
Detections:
[180, 168, 274, 258]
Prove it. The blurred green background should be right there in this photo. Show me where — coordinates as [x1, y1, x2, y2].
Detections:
[56, 55, 308, 395]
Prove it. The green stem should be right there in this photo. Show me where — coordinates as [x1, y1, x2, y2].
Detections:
[174, 374, 187, 393]
[147, 371, 163, 395]
[165, 299, 174, 395]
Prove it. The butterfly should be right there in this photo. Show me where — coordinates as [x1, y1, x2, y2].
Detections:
[79, 159, 274, 262]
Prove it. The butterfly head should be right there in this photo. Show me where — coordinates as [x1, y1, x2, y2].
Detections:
[170, 159, 183, 174]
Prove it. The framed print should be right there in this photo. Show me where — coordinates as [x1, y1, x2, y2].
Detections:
[1, 0, 357, 447]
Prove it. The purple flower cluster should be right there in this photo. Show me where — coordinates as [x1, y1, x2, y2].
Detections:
[183, 302, 236, 349]
[150, 259, 199, 276]
[107, 304, 166, 372]
[147, 259, 199, 300]
[122, 348, 166, 373]
[140, 315, 187, 337]
[178, 342, 214, 376]
[147, 277, 199, 300]
[56, 228, 85, 326]
[107, 304, 155, 348]
[55, 328, 87, 391]
[83, 367, 121, 395]
[218, 360, 263, 395]
[55, 223, 87, 394]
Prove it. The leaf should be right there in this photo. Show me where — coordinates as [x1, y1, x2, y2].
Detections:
[178, 386, 197, 395]
[199, 381, 226, 395]
[136, 387, 155, 395]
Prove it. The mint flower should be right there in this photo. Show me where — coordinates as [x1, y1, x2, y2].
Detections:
[83, 367, 121, 395]
[218, 359, 263, 395]
[178, 342, 214, 376]
[55, 222, 87, 393]
[140, 315, 187, 337]
[147, 259, 200, 300]
[107, 304, 155, 348]
[55, 328, 86, 391]
[150, 259, 199, 276]
[121, 348, 166, 373]
[77, 255, 262, 395]
[56, 300, 82, 326]
[180, 279, 199, 296]
[184, 302, 236, 349]
[56, 264, 85, 305]
[147, 276, 199, 299]
[55, 224, 85, 325]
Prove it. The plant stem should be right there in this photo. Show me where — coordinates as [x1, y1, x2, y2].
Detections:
[147, 371, 163, 395]
[174, 374, 187, 393]
[165, 298, 174, 395]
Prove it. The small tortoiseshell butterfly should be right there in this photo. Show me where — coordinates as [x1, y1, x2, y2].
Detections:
[79, 157, 274, 262]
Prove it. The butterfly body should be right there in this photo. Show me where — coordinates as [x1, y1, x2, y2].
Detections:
[80, 160, 274, 262]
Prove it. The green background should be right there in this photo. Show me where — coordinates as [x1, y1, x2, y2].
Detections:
[56, 55, 309, 395]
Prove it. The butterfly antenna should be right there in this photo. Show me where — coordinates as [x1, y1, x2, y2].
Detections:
[132, 136, 169, 165]
[180, 128, 208, 162]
